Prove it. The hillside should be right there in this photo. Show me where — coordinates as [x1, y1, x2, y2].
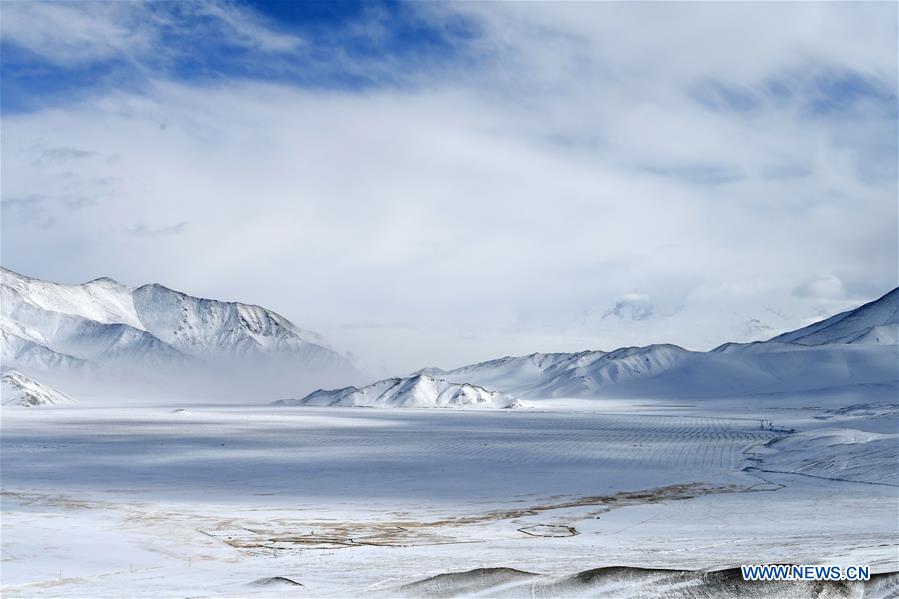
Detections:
[278, 374, 522, 409]
[413, 289, 898, 400]
[1, 268, 363, 398]
[1, 369, 75, 407]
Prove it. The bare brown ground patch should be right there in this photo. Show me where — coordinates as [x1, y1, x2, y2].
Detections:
[197, 482, 756, 552]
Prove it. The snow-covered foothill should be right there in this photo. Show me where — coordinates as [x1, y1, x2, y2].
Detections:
[1, 369, 75, 407]
[279, 374, 523, 409]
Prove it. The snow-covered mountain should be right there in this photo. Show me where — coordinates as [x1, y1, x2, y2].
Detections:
[1, 268, 363, 398]
[767, 287, 898, 346]
[417, 288, 899, 400]
[417, 352, 589, 393]
[1, 369, 74, 407]
[4, 265, 894, 405]
[277, 374, 522, 409]
[417, 345, 692, 399]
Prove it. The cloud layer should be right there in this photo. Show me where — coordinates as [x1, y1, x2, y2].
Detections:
[1, 1, 896, 374]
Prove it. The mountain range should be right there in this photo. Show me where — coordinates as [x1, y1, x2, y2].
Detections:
[1, 267, 896, 408]
[409, 288, 898, 401]
[1, 267, 363, 399]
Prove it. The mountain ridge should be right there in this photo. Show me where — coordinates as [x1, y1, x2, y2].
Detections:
[404, 289, 897, 400]
[3, 267, 895, 406]
[278, 373, 522, 409]
[1, 267, 363, 399]
[767, 287, 898, 346]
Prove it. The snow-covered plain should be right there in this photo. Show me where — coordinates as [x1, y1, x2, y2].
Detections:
[2, 397, 897, 597]
[1, 275, 897, 596]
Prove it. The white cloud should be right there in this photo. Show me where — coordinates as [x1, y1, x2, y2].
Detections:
[1, 2, 895, 373]
[793, 274, 848, 301]
[191, 2, 303, 53]
[0, 1, 302, 67]
[0, 2, 154, 66]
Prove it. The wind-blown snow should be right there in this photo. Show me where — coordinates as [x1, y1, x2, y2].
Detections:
[0, 268, 363, 400]
[0, 281, 896, 594]
[3, 266, 896, 409]
[1, 401, 896, 595]
[758, 427, 898, 485]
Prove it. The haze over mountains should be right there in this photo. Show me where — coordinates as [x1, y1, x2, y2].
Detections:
[408, 288, 899, 402]
[1, 267, 364, 400]
[768, 288, 898, 346]
[1, 267, 896, 408]
[574, 292, 814, 352]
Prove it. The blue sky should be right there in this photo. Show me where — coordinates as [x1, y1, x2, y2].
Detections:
[1, 1, 896, 373]
[1, 1, 480, 112]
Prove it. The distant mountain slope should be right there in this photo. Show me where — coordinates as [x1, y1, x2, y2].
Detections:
[415, 290, 898, 400]
[417, 352, 587, 393]
[1, 328, 89, 371]
[1, 369, 74, 407]
[278, 374, 522, 409]
[130, 283, 340, 363]
[415, 345, 691, 399]
[2, 271, 143, 328]
[0, 267, 363, 398]
[767, 288, 898, 346]
[3, 284, 190, 365]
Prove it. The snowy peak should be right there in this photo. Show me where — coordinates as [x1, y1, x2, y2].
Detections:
[1, 267, 341, 360]
[417, 351, 590, 394]
[281, 374, 522, 409]
[1, 267, 362, 397]
[2, 267, 141, 329]
[131, 283, 319, 359]
[526, 344, 691, 398]
[416, 344, 691, 399]
[768, 287, 898, 346]
[1, 369, 74, 407]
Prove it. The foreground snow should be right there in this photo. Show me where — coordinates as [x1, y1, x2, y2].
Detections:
[0, 277, 896, 595]
[1, 397, 895, 597]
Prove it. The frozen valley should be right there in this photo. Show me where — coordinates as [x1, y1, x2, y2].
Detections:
[0, 270, 897, 597]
